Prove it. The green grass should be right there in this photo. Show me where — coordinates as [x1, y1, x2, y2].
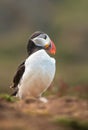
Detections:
[53, 116, 88, 130]
[0, 94, 18, 102]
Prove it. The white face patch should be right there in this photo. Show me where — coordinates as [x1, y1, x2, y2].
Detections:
[32, 34, 51, 47]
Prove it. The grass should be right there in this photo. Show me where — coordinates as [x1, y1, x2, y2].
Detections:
[0, 94, 18, 102]
[53, 116, 88, 130]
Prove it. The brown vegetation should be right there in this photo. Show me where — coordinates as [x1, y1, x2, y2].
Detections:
[0, 95, 88, 130]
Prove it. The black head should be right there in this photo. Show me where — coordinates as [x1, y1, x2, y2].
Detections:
[27, 31, 56, 55]
[27, 31, 44, 55]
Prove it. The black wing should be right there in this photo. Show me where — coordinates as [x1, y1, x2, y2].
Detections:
[11, 61, 25, 88]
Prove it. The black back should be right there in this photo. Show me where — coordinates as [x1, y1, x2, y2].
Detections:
[11, 61, 25, 88]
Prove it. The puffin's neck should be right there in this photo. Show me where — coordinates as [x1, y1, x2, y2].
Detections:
[27, 40, 43, 56]
[29, 47, 43, 55]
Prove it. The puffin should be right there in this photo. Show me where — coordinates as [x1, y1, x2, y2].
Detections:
[10, 31, 56, 102]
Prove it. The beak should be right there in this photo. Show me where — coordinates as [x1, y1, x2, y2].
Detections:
[48, 40, 56, 54]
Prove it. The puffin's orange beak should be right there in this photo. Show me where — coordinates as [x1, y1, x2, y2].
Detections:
[49, 40, 56, 54]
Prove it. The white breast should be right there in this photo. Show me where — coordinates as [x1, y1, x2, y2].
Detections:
[17, 49, 56, 99]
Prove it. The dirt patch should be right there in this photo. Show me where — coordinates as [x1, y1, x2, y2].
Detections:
[0, 96, 88, 130]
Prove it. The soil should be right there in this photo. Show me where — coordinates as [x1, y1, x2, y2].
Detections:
[0, 96, 88, 130]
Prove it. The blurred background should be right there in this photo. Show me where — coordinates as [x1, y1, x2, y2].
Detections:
[0, 0, 88, 94]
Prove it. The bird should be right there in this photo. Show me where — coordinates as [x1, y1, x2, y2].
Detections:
[10, 31, 56, 102]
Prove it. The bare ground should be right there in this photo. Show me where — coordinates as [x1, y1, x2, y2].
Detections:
[0, 95, 88, 130]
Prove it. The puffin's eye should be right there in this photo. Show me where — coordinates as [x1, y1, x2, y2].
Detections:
[44, 35, 47, 39]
